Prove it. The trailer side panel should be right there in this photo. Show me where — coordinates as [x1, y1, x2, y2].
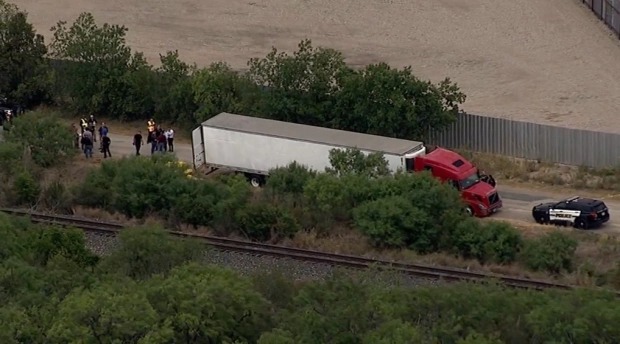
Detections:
[201, 126, 407, 174]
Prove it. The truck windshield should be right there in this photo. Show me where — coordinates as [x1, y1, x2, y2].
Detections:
[459, 171, 481, 190]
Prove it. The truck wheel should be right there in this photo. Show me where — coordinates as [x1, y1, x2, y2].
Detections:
[245, 174, 264, 188]
[465, 206, 474, 217]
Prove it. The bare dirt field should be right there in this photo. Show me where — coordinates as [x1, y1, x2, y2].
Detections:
[12, 0, 620, 132]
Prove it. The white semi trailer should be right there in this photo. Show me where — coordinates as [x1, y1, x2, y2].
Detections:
[191, 112, 427, 187]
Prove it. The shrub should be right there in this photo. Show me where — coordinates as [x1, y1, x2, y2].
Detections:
[171, 179, 228, 228]
[39, 180, 73, 214]
[75, 156, 190, 218]
[235, 203, 300, 242]
[265, 162, 317, 206]
[6, 111, 75, 168]
[445, 219, 522, 264]
[353, 196, 434, 251]
[521, 232, 578, 273]
[12, 171, 40, 206]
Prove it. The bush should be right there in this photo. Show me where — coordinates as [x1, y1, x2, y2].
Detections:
[450, 220, 523, 264]
[265, 162, 317, 205]
[353, 196, 433, 251]
[39, 181, 73, 213]
[12, 171, 40, 206]
[6, 111, 75, 168]
[75, 156, 191, 218]
[521, 232, 578, 273]
[171, 179, 228, 228]
[235, 203, 300, 242]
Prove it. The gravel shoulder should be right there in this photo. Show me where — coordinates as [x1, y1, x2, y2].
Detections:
[12, 0, 620, 132]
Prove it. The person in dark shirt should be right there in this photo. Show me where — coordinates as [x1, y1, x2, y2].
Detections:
[156, 131, 167, 153]
[80, 135, 93, 158]
[133, 131, 143, 156]
[101, 136, 111, 158]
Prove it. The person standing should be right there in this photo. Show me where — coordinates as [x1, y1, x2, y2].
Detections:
[156, 130, 167, 153]
[167, 128, 174, 152]
[150, 131, 158, 155]
[88, 115, 97, 142]
[98, 122, 109, 142]
[80, 134, 93, 158]
[82, 129, 93, 151]
[133, 130, 143, 156]
[80, 117, 88, 134]
[101, 135, 112, 158]
[146, 118, 156, 144]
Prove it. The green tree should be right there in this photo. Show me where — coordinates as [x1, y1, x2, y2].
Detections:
[449, 219, 523, 264]
[353, 196, 430, 250]
[521, 232, 578, 274]
[6, 111, 75, 167]
[171, 179, 228, 228]
[99, 226, 201, 280]
[334, 63, 465, 140]
[265, 162, 317, 207]
[146, 264, 271, 343]
[47, 280, 158, 343]
[235, 203, 301, 242]
[11, 170, 40, 206]
[49, 12, 149, 118]
[155, 50, 197, 124]
[326, 148, 391, 177]
[247, 39, 348, 126]
[0, 1, 51, 106]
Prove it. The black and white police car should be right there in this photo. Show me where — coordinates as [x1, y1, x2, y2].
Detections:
[532, 196, 610, 229]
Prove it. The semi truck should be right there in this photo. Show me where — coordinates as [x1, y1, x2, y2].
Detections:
[192, 112, 502, 217]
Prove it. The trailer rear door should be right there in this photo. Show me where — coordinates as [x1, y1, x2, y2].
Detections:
[191, 127, 205, 170]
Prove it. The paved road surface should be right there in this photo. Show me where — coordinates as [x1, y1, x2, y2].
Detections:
[103, 132, 620, 234]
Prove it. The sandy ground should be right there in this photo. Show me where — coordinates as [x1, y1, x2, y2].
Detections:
[11, 0, 620, 132]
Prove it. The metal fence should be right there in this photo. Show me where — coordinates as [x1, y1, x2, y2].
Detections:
[428, 113, 620, 168]
[581, 0, 620, 38]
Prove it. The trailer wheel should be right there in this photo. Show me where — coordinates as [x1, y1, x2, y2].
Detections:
[245, 173, 264, 188]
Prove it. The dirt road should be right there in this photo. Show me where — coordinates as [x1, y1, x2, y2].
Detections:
[103, 132, 620, 234]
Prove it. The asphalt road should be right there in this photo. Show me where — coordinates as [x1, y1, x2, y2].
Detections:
[99, 132, 620, 234]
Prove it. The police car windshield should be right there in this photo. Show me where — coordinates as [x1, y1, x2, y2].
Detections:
[459, 171, 481, 190]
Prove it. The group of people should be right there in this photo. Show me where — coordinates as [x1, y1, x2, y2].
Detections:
[73, 117, 175, 159]
[140, 118, 174, 155]
[74, 115, 111, 159]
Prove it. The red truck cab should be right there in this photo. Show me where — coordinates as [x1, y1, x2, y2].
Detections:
[406, 147, 502, 217]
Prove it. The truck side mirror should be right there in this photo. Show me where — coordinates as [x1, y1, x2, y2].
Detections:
[481, 174, 496, 187]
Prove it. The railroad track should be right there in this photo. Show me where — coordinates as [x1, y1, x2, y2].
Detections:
[1, 208, 574, 291]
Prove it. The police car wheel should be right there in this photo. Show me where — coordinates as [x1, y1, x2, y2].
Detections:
[535, 216, 547, 224]
[574, 219, 588, 230]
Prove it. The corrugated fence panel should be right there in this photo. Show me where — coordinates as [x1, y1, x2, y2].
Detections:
[582, 0, 620, 38]
[428, 113, 620, 168]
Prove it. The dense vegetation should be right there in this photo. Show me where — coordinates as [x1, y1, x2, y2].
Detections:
[1, 213, 619, 344]
[0, 112, 580, 278]
[1, 1, 464, 140]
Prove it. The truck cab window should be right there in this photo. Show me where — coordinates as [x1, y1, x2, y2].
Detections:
[459, 171, 481, 190]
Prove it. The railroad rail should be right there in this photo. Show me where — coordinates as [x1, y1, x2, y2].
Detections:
[1, 208, 577, 291]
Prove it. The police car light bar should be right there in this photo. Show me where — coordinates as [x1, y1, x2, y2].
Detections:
[566, 196, 580, 202]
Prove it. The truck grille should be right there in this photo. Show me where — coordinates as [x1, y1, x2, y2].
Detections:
[489, 192, 500, 205]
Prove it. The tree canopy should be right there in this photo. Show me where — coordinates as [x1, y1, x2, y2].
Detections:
[4, 3, 465, 140]
[0, 212, 619, 344]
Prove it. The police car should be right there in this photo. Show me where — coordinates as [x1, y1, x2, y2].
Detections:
[532, 196, 610, 229]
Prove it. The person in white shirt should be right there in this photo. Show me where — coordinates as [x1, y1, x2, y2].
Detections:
[166, 128, 175, 152]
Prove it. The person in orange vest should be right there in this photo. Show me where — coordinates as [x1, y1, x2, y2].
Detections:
[146, 118, 156, 143]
